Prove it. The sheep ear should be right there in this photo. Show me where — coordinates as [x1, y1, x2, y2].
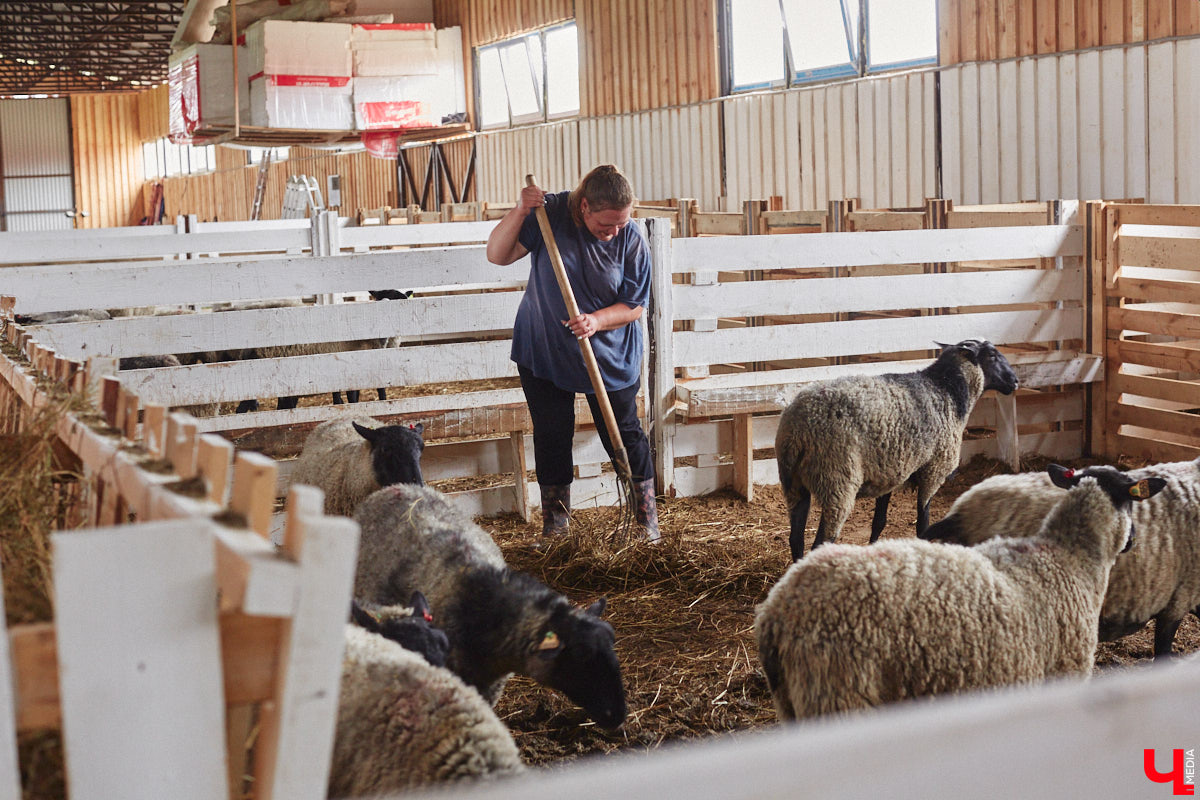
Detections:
[583, 598, 606, 618]
[410, 422, 424, 436]
[1047, 464, 1079, 489]
[352, 421, 381, 443]
[350, 599, 381, 632]
[1128, 477, 1167, 501]
[409, 590, 434, 622]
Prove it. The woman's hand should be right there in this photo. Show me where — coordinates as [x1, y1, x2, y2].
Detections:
[520, 184, 545, 213]
[563, 312, 599, 340]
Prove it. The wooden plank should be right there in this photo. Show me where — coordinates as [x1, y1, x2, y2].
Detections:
[1111, 400, 1200, 442]
[120, 339, 517, 407]
[0, 550, 22, 800]
[646, 216, 676, 496]
[3, 246, 523, 317]
[1113, 203, 1200, 227]
[670, 225, 1083, 274]
[996, 392, 1020, 470]
[1111, 370, 1200, 406]
[675, 268, 1084, 319]
[1117, 233, 1200, 270]
[731, 413, 753, 502]
[1110, 304, 1200, 339]
[1111, 272, 1200, 304]
[230, 452, 278, 538]
[1113, 337, 1200, 373]
[31, 291, 522, 361]
[1110, 431, 1200, 462]
[252, 487, 358, 800]
[53, 519, 227, 800]
[676, 307, 1081, 372]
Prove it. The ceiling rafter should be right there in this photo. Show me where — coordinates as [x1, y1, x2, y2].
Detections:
[0, 1, 189, 96]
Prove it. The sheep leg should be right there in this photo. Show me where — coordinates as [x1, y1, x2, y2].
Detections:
[375, 388, 387, 401]
[235, 398, 259, 413]
[915, 499, 932, 535]
[346, 390, 361, 404]
[277, 396, 299, 410]
[1152, 613, 1182, 659]
[787, 487, 811, 561]
[332, 392, 345, 405]
[813, 498, 852, 552]
[869, 493, 891, 543]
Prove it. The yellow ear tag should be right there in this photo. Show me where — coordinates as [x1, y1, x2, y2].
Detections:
[538, 631, 560, 651]
[1129, 479, 1152, 499]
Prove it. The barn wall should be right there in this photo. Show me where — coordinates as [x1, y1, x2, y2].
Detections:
[938, 0, 1200, 65]
[941, 36, 1200, 204]
[69, 93, 147, 229]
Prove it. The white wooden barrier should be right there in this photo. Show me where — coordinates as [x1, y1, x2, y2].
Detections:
[400, 656, 1200, 800]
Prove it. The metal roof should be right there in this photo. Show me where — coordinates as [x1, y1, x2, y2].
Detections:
[0, 2, 187, 96]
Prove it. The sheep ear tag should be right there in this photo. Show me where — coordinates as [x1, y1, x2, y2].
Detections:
[1129, 479, 1152, 499]
[538, 631, 561, 651]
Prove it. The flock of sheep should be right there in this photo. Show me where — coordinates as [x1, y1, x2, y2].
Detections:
[263, 338, 1200, 795]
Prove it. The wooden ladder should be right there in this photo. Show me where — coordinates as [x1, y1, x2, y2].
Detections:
[250, 148, 273, 221]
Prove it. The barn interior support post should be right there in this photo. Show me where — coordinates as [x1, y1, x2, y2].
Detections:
[460, 139, 477, 202]
[433, 143, 460, 204]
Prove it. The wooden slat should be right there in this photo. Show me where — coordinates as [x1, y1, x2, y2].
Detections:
[1113, 337, 1200, 374]
[53, 519, 228, 800]
[1109, 305, 1200, 339]
[1111, 272, 1200, 304]
[1111, 370, 1200, 406]
[670, 225, 1084, 274]
[1111, 400, 1200, 443]
[1115, 234, 1200, 270]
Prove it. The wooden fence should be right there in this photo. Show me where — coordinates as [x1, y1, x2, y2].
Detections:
[0, 324, 358, 800]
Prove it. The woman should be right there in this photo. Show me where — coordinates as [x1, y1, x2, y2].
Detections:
[486, 164, 659, 543]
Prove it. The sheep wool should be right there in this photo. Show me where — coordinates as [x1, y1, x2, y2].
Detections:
[923, 458, 1200, 658]
[353, 483, 628, 730]
[329, 626, 525, 797]
[775, 339, 1019, 560]
[755, 470, 1152, 720]
[291, 416, 424, 518]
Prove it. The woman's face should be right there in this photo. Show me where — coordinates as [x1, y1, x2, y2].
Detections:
[581, 199, 632, 242]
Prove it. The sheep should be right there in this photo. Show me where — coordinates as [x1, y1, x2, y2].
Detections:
[921, 458, 1200, 659]
[353, 483, 627, 729]
[290, 416, 424, 517]
[754, 464, 1166, 721]
[351, 590, 450, 668]
[775, 338, 1019, 560]
[329, 625, 526, 797]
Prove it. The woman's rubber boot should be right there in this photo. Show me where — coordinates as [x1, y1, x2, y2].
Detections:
[634, 478, 661, 543]
[539, 483, 571, 539]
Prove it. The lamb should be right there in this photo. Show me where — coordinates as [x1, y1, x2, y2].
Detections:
[921, 458, 1200, 659]
[290, 416, 425, 517]
[755, 464, 1166, 721]
[353, 483, 627, 729]
[775, 338, 1019, 560]
[351, 590, 450, 668]
[329, 625, 525, 797]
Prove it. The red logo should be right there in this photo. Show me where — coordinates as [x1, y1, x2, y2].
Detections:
[1145, 749, 1195, 795]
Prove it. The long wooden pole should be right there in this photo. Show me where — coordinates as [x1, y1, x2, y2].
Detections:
[524, 175, 635, 503]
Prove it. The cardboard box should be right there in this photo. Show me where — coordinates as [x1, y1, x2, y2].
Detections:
[351, 24, 438, 76]
[249, 74, 354, 130]
[168, 44, 250, 142]
[351, 0, 433, 22]
[243, 19, 352, 79]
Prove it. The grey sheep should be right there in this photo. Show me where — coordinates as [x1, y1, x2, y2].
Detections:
[353, 483, 627, 729]
[290, 416, 424, 517]
[922, 458, 1200, 659]
[775, 338, 1019, 560]
[755, 464, 1165, 720]
[328, 625, 525, 798]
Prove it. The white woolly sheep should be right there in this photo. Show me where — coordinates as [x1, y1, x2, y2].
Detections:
[353, 483, 628, 729]
[290, 416, 424, 517]
[328, 625, 525, 797]
[775, 338, 1019, 560]
[755, 464, 1165, 720]
[922, 458, 1200, 659]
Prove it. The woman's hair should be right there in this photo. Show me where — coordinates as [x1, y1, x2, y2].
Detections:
[567, 164, 635, 226]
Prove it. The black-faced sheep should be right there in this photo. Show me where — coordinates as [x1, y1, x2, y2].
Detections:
[329, 625, 525, 797]
[351, 590, 450, 668]
[755, 464, 1165, 720]
[775, 338, 1019, 560]
[921, 458, 1200, 659]
[290, 416, 424, 517]
[353, 483, 627, 730]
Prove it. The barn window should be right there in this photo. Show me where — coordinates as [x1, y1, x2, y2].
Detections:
[476, 21, 579, 129]
[142, 139, 217, 179]
[726, 0, 937, 91]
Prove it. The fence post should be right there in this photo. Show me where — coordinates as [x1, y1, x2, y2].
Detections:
[646, 217, 676, 497]
[1086, 202, 1110, 458]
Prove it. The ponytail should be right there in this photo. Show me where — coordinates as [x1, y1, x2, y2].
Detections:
[567, 164, 635, 226]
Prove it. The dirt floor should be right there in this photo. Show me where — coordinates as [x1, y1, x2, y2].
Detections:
[477, 454, 1200, 768]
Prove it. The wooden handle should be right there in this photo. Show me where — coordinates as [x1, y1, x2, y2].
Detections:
[524, 174, 627, 458]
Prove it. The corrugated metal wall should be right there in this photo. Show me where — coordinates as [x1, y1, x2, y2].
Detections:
[723, 71, 937, 210]
[477, 120, 581, 202]
[0, 98, 74, 232]
[941, 37, 1200, 204]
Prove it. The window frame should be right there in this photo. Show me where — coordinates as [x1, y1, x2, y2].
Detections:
[724, 0, 938, 94]
[474, 20, 580, 130]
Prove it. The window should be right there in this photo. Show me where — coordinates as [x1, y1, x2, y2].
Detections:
[476, 22, 579, 129]
[727, 0, 937, 92]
